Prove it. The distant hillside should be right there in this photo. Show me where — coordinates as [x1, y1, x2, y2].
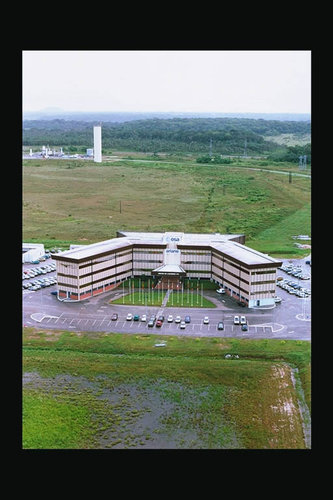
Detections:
[22, 116, 311, 156]
[23, 110, 311, 122]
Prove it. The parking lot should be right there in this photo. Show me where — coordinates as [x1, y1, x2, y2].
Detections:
[22, 255, 311, 341]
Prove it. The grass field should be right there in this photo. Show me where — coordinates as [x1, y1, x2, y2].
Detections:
[111, 290, 166, 306]
[22, 157, 311, 257]
[111, 290, 216, 308]
[22, 327, 311, 449]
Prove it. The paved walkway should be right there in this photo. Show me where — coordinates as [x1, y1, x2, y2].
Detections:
[161, 289, 172, 307]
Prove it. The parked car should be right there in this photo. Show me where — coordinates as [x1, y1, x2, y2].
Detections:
[234, 315, 240, 325]
[167, 315, 173, 322]
[126, 313, 133, 320]
[274, 296, 282, 303]
[111, 313, 118, 320]
[133, 314, 140, 321]
[241, 324, 248, 331]
[148, 319, 154, 327]
[180, 321, 186, 329]
[217, 321, 224, 330]
[50, 291, 58, 296]
[216, 288, 225, 294]
[156, 320, 163, 327]
[158, 315, 165, 322]
[141, 314, 147, 322]
[203, 316, 209, 324]
[240, 316, 246, 325]
[175, 316, 181, 323]
[184, 315, 191, 323]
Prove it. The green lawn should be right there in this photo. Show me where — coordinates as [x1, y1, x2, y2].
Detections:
[111, 290, 166, 306]
[23, 328, 311, 449]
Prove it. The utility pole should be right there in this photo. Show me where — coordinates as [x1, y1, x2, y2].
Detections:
[289, 172, 292, 184]
[244, 138, 247, 157]
[299, 155, 307, 170]
[209, 138, 213, 157]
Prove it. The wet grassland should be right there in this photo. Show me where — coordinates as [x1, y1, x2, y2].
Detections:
[23, 328, 311, 449]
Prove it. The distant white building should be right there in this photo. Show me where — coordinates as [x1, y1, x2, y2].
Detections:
[22, 243, 45, 263]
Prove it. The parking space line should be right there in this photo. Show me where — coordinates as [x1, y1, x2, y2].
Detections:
[54, 313, 63, 324]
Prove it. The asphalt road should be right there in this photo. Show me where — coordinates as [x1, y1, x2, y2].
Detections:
[22, 256, 311, 341]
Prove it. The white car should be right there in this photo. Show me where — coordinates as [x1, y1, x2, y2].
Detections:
[274, 296, 282, 303]
[233, 315, 240, 325]
[203, 316, 209, 324]
[216, 288, 225, 294]
[175, 316, 181, 323]
[141, 314, 147, 322]
[180, 321, 186, 329]
[126, 313, 133, 320]
[240, 316, 246, 325]
[167, 315, 173, 322]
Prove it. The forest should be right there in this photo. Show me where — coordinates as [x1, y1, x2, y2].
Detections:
[23, 116, 311, 160]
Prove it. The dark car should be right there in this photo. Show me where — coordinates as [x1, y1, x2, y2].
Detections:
[148, 319, 154, 327]
[217, 321, 224, 330]
[50, 291, 58, 296]
[111, 313, 118, 320]
[155, 320, 163, 327]
[241, 324, 248, 331]
[184, 315, 191, 323]
[133, 314, 140, 321]
[158, 315, 165, 322]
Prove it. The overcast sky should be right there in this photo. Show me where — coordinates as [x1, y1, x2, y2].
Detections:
[22, 50, 311, 114]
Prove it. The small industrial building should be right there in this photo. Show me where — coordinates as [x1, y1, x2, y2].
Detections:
[52, 231, 282, 307]
[22, 243, 45, 263]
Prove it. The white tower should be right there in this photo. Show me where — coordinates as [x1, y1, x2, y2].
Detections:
[93, 125, 102, 163]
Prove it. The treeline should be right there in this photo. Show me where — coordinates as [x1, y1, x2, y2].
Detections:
[267, 143, 311, 163]
[23, 117, 311, 156]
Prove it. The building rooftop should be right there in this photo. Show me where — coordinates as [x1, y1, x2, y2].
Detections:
[54, 237, 133, 261]
[211, 241, 281, 267]
[53, 231, 281, 267]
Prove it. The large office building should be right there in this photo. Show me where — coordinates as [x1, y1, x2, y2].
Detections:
[52, 231, 282, 307]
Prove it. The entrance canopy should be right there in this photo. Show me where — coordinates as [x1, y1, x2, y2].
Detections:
[152, 264, 186, 276]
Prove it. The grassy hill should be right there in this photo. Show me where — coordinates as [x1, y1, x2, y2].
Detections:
[23, 157, 311, 257]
